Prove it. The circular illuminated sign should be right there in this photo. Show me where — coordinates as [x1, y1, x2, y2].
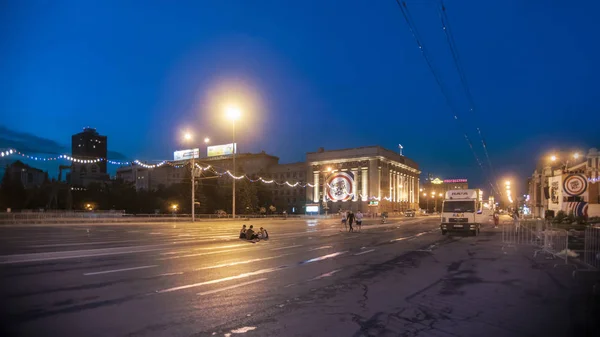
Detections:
[326, 172, 354, 202]
[563, 174, 587, 196]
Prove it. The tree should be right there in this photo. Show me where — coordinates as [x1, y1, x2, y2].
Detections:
[239, 179, 258, 214]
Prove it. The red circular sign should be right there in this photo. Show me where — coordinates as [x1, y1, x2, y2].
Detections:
[563, 174, 587, 196]
[326, 172, 354, 202]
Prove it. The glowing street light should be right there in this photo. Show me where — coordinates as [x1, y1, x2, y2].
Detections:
[573, 152, 580, 160]
[226, 105, 241, 219]
[182, 132, 209, 222]
[550, 155, 557, 162]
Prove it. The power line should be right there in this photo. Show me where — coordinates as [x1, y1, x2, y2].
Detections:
[437, 1, 502, 195]
[394, 0, 499, 196]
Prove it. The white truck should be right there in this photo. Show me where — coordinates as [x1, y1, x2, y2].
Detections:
[440, 189, 484, 236]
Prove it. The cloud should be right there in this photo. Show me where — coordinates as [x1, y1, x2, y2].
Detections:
[0, 125, 129, 160]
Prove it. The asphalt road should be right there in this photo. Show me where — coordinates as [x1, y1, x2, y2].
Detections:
[0, 216, 451, 337]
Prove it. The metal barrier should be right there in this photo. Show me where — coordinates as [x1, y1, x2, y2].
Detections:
[581, 226, 600, 271]
[501, 219, 572, 267]
[501, 219, 544, 251]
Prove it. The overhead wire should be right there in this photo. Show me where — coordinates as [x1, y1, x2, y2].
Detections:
[437, 0, 502, 195]
[394, 0, 499, 196]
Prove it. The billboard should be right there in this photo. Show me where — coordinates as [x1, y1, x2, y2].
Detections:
[174, 148, 199, 161]
[326, 171, 354, 202]
[207, 143, 236, 157]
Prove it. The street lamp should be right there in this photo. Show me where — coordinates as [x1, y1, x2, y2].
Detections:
[183, 132, 209, 222]
[226, 105, 241, 218]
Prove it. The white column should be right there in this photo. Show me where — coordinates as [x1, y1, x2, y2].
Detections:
[313, 171, 319, 203]
[378, 167, 382, 200]
[387, 169, 394, 201]
[361, 168, 368, 201]
[352, 168, 358, 201]
[396, 172, 402, 202]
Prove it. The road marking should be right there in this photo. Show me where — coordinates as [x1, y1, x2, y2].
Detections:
[157, 248, 252, 261]
[29, 240, 138, 248]
[270, 245, 302, 251]
[299, 251, 347, 265]
[391, 237, 409, 242]
[197, 278, 268, 296]
[194, 253, 292, 271]
[309, 269, 342, 281]
[353, 249, 375, 256]
[0, 247, 165, 264]
[84, 265, 158, 276]
[308, 245, 332, 251]
[156, 266, 286, 293]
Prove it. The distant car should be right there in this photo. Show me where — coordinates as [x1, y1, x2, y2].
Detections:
[405, 209, 416, 217]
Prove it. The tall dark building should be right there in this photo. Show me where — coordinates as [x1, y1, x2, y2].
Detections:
[71, 127, 109, 186]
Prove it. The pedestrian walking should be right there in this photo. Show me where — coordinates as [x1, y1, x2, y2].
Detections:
[493, 211, 499, 228]
[512, 209, 520, 231]
[356, 210, 363, 232]
[341, 211, 348, 231]
[347, 211, 355, 232]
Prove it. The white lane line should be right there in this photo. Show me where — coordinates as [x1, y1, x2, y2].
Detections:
[308, 245, 332, 251]
[156, 266, 286, 293]
[29, 240, 138, 248]
[353, 249, 375, 256]
[157, 248, 252, 261]
[309, 269, 342, 281]
[0, 247, 165, 264]
[270, 245, 302, 251]
[197, 278, 268, 296]
[299, 251, 347, 264]
[84, 265, 158, 276]
[194, 253, 292, 271]
[155, 272, 184, 277]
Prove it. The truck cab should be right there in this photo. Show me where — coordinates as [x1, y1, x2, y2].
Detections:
[440, 189, 483, 236]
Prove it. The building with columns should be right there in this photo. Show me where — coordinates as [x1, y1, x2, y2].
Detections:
[306, 146, 421, 214]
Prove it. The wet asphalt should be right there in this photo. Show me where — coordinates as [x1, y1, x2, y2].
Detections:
[0, 216, 449, 337]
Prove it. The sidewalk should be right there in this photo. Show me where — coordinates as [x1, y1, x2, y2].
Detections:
[205, 230, 600, 337]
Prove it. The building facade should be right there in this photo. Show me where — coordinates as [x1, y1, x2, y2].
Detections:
[419, 177, 469, 212]
[71, 128, 109, 186]
[116, 146, 422, 215]
[306, 146, 421, 214]
[528, 148, 600, 218]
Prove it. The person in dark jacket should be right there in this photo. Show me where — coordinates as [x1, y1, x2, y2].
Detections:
[347, 211, 355, 232]
[239, 225, 247, 239]
[246, 225, 258, 240]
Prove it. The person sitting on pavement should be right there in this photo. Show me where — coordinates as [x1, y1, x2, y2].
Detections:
[245, 225, 258, 240]
[239, 225, 247, 239]
[258, 227, 269, 239]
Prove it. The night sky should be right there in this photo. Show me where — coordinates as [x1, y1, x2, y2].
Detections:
[1, 0, 600, 197]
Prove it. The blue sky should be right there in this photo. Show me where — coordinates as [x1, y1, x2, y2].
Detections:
[1, 0, 599, 196]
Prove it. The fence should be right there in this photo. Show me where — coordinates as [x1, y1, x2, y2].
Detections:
[501, 219, 571, 266]
[580, 226, 600, 271]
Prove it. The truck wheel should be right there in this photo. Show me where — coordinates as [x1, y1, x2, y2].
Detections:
[471, 229, 478, 236]
[441, 230, 447, 235]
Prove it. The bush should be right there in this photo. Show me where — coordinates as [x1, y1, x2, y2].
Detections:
[553, 210, 566, 223]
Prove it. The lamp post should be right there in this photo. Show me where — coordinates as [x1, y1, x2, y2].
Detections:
[183, 133, 209, 222]
[226, 106, 241, 219]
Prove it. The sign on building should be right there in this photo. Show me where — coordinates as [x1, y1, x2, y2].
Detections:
[306, 204, 319, 213]
[174, 148, 199, 160]
[207, 143, 237, 157]
[326, 171, 354, 202]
